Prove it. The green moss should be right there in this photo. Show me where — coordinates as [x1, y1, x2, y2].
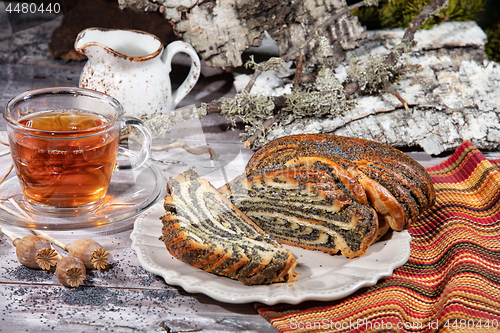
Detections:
[245, 55, 286, 72]
[315, 34, 332, 58]
[354, 0, 486, 28]
[482, 2, 500, 63]
[347, 52, 405, 94]
[221, 93, 271, 143]
[441, 0, 486, 22]
[285, 67, 353, 117]
[485, 22, 500, 62]
[351, 0, 496, 60]
[379, 0, 428, 29]
[218, 64, 357, 147]
[220, 92, 275, 128]
[139, 106, 206, 138]
[351, 6, 380, 30]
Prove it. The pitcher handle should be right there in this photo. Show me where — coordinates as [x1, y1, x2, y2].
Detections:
[161, 41, 201, 109]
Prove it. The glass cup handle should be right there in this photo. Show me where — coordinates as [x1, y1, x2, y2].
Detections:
[118, 116, 152, 170]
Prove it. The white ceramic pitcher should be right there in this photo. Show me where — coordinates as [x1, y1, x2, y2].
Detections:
[75, 28, 201, 117]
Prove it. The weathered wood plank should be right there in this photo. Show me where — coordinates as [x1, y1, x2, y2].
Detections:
[0, 226, 277, 332]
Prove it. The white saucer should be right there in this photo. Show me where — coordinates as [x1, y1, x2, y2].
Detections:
[0, 148, 165, 231]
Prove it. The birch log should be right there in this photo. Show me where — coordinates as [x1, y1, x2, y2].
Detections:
[117, 0, 367, 69]
[265, 21, 500, 155]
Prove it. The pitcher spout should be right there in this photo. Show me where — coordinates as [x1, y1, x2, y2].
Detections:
[75, 28, 164, 63]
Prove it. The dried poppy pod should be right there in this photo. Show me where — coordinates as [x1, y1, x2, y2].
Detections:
[0, 227, 61, 270]
[55, 256, 86, 287]
[65, 238, 109, 270]
[32, 230, 110, 270]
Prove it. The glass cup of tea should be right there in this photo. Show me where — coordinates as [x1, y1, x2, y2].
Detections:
[3, 87, 152, 216]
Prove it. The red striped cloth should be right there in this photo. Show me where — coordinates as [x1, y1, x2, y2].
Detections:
[255, 142, 500, 332]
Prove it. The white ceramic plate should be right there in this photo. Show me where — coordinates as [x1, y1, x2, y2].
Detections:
[131, 202, 412, 305]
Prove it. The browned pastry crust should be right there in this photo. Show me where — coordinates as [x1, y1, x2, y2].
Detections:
[244, 134, 435, 231]
[160, 169, 297, 286]
[219, 134, 435, 258]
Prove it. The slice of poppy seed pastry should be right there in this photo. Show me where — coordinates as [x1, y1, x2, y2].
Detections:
[219, 166, 379, 258]
[160, 169, 297, 286]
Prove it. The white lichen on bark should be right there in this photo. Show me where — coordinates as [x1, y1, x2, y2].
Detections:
[267, 21, 500, 155]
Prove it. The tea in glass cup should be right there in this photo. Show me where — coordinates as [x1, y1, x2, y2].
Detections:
[4, 87, 152, 215]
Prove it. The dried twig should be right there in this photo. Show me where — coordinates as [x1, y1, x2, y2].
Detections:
[205, 101, 223, 115]
[379, 0, 447, 107]
[0, 163, 13, 185]
[244, 111, 284, 148]
[243, 67, 263, 94]
[386, 0, 448, 66]
[331, 106, 405, 133]
[403, 0, 447, 41]
[282, 0, 369, 61]
[152, 142, 217, 160]
[8, 198, 34, 221]
[244, 51, 304, 147]
[383, 81, 409, 110]
[294, 53, 304, 89]
[122, 134, 217, 160]
[0, 201, 29, 220]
